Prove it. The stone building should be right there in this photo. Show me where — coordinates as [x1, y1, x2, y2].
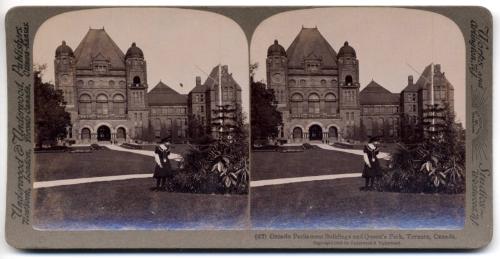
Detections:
[147, 81, 188, 141]
[266, 27, 455, 143]
[54, 28, 242, 144]
[267, 27, 361, 143]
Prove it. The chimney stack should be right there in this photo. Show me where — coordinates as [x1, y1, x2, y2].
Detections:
[196, 76, 201, 86]
[408, 75, 413, 85]
[435, 64, 441, 74]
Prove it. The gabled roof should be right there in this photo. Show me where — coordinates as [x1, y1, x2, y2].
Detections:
[359, 80, 400, 105]
[402, 63, 454, 92]
[148, 81, 187, 106]
[202, 65, 242, 91]
[190, 82, 207, 93]
[73, 28, 125, 70]
[286, 27, 338, 68]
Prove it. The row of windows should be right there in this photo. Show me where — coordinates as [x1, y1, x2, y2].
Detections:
[194, 105, 205, 113]
[151, 107, 187, 115]
[76, 79, 126, 88]
[152, 118, 188, 138]
[363, 105, 399, 114]
[79, 102, 126, 115]
[290, 93, 337, 102]
[289, 78, 338, 87]
[193, 94, 205, 103]
[290, 100, 338, 114]
[364, 117, 399, 137]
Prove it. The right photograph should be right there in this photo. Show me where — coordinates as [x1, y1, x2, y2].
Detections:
[250, 7, 466, 229]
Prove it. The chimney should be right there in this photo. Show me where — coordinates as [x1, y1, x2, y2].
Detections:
[408, 75, 413, 85]
[196, 76, 201, 86]
[435, 64, 441, 74]
[222, 65, 228, 74]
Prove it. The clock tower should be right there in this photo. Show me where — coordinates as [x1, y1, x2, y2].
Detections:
[266, 40, 288, 108]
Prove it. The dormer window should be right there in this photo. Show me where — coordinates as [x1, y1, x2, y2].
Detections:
[93, 64, 108, 74]
[305, 60, 320, 72]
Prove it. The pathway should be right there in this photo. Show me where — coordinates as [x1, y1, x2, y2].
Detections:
[312, 143, 391, 160]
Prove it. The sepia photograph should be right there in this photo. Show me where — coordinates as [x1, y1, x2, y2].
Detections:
[32, 7, 250, 230]
[250, 7, 466, 229]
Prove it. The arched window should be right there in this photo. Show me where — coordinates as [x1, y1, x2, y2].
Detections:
[96, 94, 108, 115]
[324, 93, 337, 114]
[109, 80, 115, 87]
[288, 79, 296, 87]
[345, 75, 353, 86]
[299, 79, 307, 87]
[79, 94, 92, 115]
[388, 118, 394, 137]
[116, 127, 126, 139]
[292, 127, 303, 139]
[378, 118, 385, 135]
[113, 94, 125, 115]
[320, 79, 327, 86]
[308, 93, 320, 114]
[133, 76, 141, 87]
[81, 128, 91, 142]
[290, 93, 303, 114]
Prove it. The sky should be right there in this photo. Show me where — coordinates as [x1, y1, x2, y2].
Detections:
[33, 7, 249, 117]
[251, 7, 466, 126]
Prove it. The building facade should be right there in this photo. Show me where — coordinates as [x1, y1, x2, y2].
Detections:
[266, 27, 455, 143]
[54, 28, 242, 144]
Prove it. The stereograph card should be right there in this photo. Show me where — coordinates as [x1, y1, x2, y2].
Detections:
[3, 6, 492, 249]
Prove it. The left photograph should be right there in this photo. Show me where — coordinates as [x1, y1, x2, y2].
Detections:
[32, 8, 250, 230]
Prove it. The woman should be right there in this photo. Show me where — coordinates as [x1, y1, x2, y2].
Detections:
[153, 140, 172, 191]
[362, 137, 382, 190]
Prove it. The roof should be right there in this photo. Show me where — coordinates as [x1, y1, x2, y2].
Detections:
[202, 65, 242, 91]
[125, 42, 144, 59]
[338, 41, 356, 58]
[286, 27, 338, 68]
[55, 41, 74, 57]
[73, 28, 125, 70]
[359, 80, 400, 105]
[147, 81, 188, 106]
[267, 40, 287, 57]
[402, 63, 454, 92]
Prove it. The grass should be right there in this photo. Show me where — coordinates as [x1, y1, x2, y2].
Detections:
[251, 148, 364, 181]
[34, 178, 249, 230]
[35, 149, 158, 181]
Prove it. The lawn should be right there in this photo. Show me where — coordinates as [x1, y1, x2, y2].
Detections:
[251, 149, 364, 181]
[34, 149, 163, 181]
[251, 177, 464, 229]
[34, 178, 249, 230]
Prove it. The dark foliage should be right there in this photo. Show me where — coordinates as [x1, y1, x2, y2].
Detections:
[34, 70, 71, 148]
[250, 79, 283, 146]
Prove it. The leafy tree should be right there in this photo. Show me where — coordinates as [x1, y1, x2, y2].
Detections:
[250, 79, 282, 145]
[34, 69, 71, 148]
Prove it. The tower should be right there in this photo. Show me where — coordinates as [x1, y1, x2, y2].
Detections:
[54, 40, 77, 139]
[266, 40, 288, 109]
[337, 41, 361, 137]
[125, 42, 149, 138]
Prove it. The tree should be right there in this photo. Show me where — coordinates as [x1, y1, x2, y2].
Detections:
[250, 79, 282, 145]
[34, 69, 71, 148]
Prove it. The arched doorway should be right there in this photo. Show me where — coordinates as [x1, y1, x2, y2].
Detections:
[309, 125, 323, 141]
[97, 125, 111, 141]
[292, 127, 303, 143]
[81, 128, 91, 143]
[328, 126, 338, 139]
[116, 127, 126, 140]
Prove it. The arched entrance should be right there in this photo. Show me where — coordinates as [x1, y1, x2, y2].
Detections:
[116, 127, 126, 141]
[309, 125, 323, 141]
[81, 128, 91, 143]
[328, 126, 338, 142]
[116, 127, 127, 140]
[97, 125, 111, 141]
[292, 127, 303, 143]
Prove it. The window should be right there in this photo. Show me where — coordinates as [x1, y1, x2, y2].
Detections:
[79, 94, 92, 115]
[290, 93, 303, 114]
[113, 94, 125, 115]
[200, 94, 204, 102]
[320, 79, 327, 86]
[308, 93, 320, 114]
[96, 94, 108, 115]
[324, 93, 337, 114]
[133, 76, 141, 87]
[109, 80, 115, 87]
[345, 75, 353, 86]
[299, 79, 306, 87]
[289, 79, 296, 87]
[200, 105, 204, 113]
